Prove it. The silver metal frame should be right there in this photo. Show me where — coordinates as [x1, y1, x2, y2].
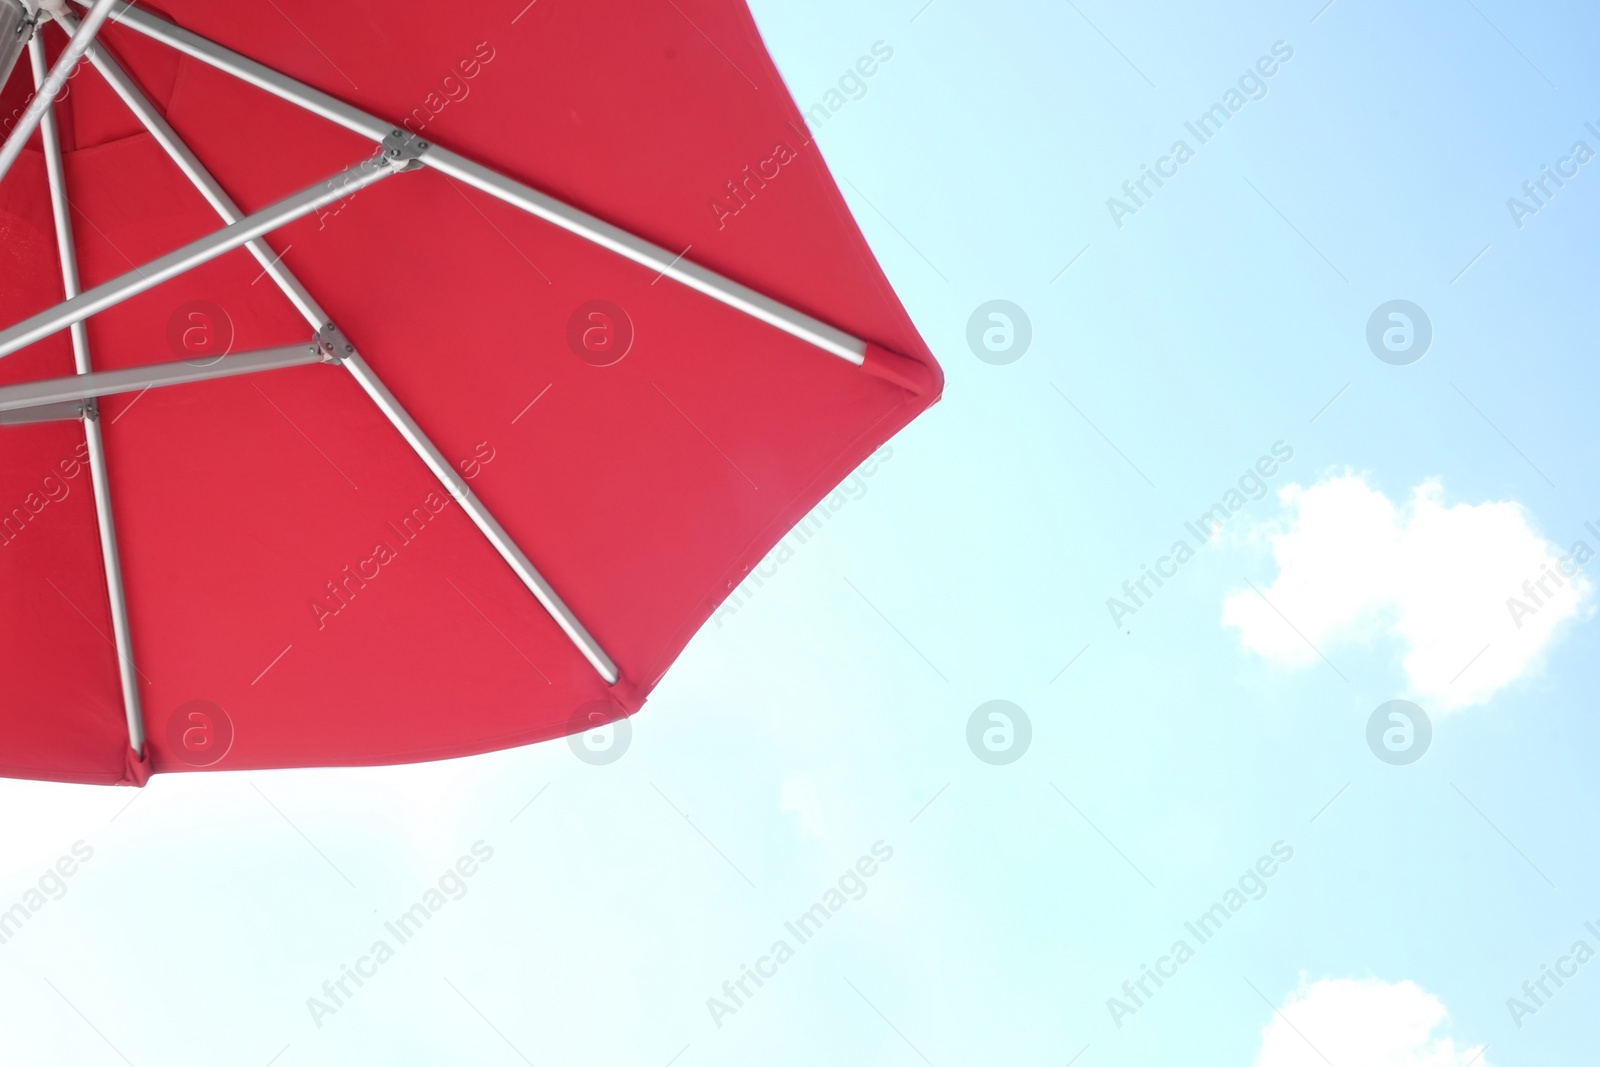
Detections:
[0, 399, 91, 426]
[0, 148, 401, 360]
[337, 347, 618, 682]
[72, 18, 327, 324]
[88, 0, 872, 366]
[0, 0, 31, 95]
[28, 9, 620, 685]
[5, 0, 894, 694]
[0, 0, 118, 184]
[24, 31, 145, 753]
[0, 343, 326, 415]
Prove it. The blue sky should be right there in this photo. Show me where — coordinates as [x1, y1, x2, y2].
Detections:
[3, 0, 1599, 1064]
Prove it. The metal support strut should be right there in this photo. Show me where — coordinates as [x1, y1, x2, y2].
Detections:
[25, 30, 145, 754]
[0, 145, 401, 361]
[0, 344, 328, 416]
[44, 13, 620, 684]
[0, 0, 118, 185]
[0, 2, 828, 686]
[80, 0, 873, 366]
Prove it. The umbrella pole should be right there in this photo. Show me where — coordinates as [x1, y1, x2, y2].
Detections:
[90, 0, 874, 368]
[57, 13, 621, 687]
[25, 32, 146, 756]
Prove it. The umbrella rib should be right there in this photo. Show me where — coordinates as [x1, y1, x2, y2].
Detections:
[0, 0, 119, 185]
[54, 13, 620, 687]
[85, 0, 875, 368]
[24, 31, 147, 758]
[68, 11, 331, 325]
[336, 342, 622, 685]
[0, 345, 329, 415]
[0, 151, 401, 361]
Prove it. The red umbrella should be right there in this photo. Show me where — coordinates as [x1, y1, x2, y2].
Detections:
[0, 0, 940, 784]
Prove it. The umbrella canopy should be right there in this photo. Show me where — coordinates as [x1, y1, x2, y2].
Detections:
[0, 0, 940, 785]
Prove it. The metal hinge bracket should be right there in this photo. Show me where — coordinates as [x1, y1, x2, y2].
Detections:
[313, 322, 355, 364]
[377, 128, 430, 171]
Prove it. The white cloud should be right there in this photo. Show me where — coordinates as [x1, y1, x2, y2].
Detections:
[1254, 976, 1489, 1067]
[1222, 474, 1592, 710]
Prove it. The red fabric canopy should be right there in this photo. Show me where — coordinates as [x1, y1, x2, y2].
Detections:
[0, 0, 939, 785]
